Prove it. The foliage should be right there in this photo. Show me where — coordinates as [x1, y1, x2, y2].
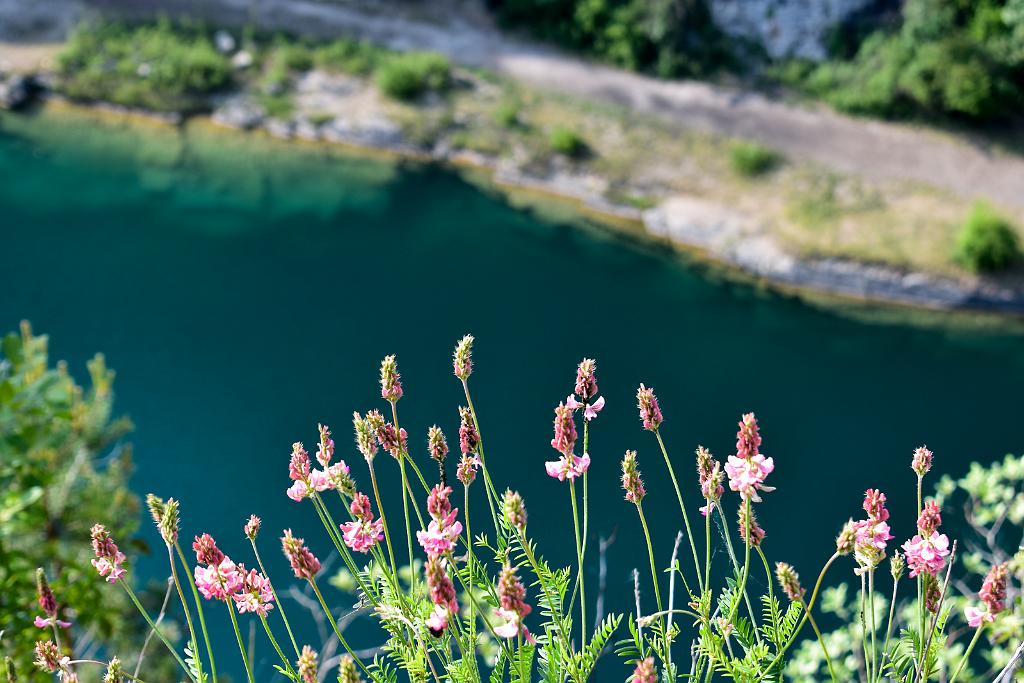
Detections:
[729, 141, 781, 177]
[376, 52, 452, 101]
[549, 126, 587, 157]
[489, 0, 734, 78]
[56, 19, 232, 113]
[0, 323, 147, 678]
[313, 38, 383, 76]
[954, 202, 1021, 273]
[493, 99, 523, 128]
[781, 0, 1024, 122]
[12, 335, 1020, 682]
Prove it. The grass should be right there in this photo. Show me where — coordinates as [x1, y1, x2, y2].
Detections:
[549, 126, 586, 157]
[376, 52, 451, 101]
[729, 141, 781, 177]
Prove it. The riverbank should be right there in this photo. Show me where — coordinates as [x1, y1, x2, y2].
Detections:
[3, 17, 1024, 313]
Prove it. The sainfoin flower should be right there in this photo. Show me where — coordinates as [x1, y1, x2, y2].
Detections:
[282, 530, 321, 579]
[545, 453, 591, 482]
[34, 640, 61, 673]
[417, 485, 463, 556]
[852, 489, 894, 570]
[456, 454, 481, 486]
[775, 562, 804, 602]
[379, 354, 403, 402]
[34, 568, 71, 629]
[696, 446, 724, 516]
[636, 384, 662, 431]
[297, 645, 318, 683]
[725, 413, 775, 502]
[428, 425, 448, 463]
[453, 334, 474, 381]
[631, 657, 656, 683]
[738, 504, 765, 547]
[503, 490, 527, 531]
[316, 423, 335, 467]
[232, 567, 275, 616]
[244, 515, 262, 541]
[458, 406, 479, 455]
[353, 411, 379, 462]
[424, 554, 458, 636]
[376, 422, 408, 459]
[341, 492, 384, 553]
[338, 655, 362, 683]
[550, 402, 577, 456]
[621, 450, 646, 504]
[193, 533, 226, 566]
[902, 500, 949, 577]
[965, 562, 1008, 627]
[912, 445, 933, 477]
[195, 558, 243, 601]
[90, 524, 127, 583]
[494, 564, 534, 642]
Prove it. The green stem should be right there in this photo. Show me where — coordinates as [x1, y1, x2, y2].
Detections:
[390, 400, 417, 595]
[948, 626, 984, 683]
[880, 575, 900, 681]
[570, 481, 587, 647]
[726, 498, 752, 642]
[715, 501, 759, 644]
[173, 543, 217, 682]
[807, 612, 837, 683]
[309, 578, 373, 679]
[368, 460, 400, 583]
[516, 528, 574, 675]
[119, 580, 196, 682]
[764, 552, 839, 673]
[461, 379, 501, 533]
[166, 545, 204, 683]
[636, 503, 663, 614]
[655, 430, 704, 594]
[868, 569, 878, 682]
[249, 540, 300, 657]
[464, 486, 478, 671]
[226, 601, 255, 683]
[259, 615, 295, 675]
[704, 500, 711, 595]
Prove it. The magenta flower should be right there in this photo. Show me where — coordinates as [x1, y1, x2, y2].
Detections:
[545, 453, 591, 482]
[425, 555, 458, 636]
[34, 569, 71, 630]
[902, 532, 950, 578]
[852, 489, 894, 571]
[636, 384, 663, 431]
[494, 564, 534, 643]
[458, 406, 479, 455]
[550, 402, 577, 456]
[380, 355, 403, 402]
[456, 454, 481, 486]
[90, 524, 127, 584]
[376, 422, 407, 459]
[965, 562, 1008, 627]
[724, 454, 775, 501]
[289, 442, 312, 482]
[195, 558, 243, 601]
[427, 484, 454, 520]
[583, 395, 605, 421]
[631, 657, 656, 683]
[244, 515, 262, 541]
[418, 486, 463, 556]
[232, 567, 275, 616]
[735, 413, 762, 460]
[341, 493, 384, 553]
[193, 533, 226, 566]
[862, 488, 890, 522]
[316, 423, 335, 467]
[575, 358, 598, 401]
[281, 530, 321, 580]
[917, 500, 942, 535]
[912, 445, 933, 477]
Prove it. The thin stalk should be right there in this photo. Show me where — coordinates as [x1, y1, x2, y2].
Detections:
[880, 574, 900, 677]
[636, 503, 664, 614]
[704, 500, 711, 594]
[390, 400, 417, 595]
[868, 569, 878, 682]
[655, 430, 704, 593]
[173, 543, 217, 682]
[516, 528, 574, 672]
[461, 379, 500, 532]
[309, 578, 373, 680]
[166, 545, 204, 683]
[806, 612, 837, 683]
[715, 501, 759, 643]
[764, 552, 839, 672]
[119, 579, 196, 682]
[570, 481, 587, 647]
[949, 626, 984, 683]
[226, 601, 255, 683]
[464, 486, 478, 670]
[310, 492, 375, 602]
[368, 460, 400, 582]
[726, 498, 752, 638]
[860, 574, 871, 683]
[249, 540, 300, 657]
[917, 475, 925, 676]
[259, 615, 295, 675]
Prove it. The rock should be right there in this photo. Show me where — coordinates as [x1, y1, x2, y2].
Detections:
[211, 95, 266, 130]
[214, 30, 236, 54]
[231, 50, 254, 70]
[266, 118, 295, 139]
[0, 73, 32, 110]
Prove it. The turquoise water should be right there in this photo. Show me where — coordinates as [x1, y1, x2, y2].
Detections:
[3, 107, 1023, 679]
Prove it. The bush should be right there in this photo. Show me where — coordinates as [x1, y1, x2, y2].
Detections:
[954, 202, 1021, 272]
[313, 38, 381, 76]
[0, 323, 158, 677]
[493, 98, 522, 128]
[376, 52, 451, 101]
[549, 126, 587, 157]
[57, 19, 232, 113]
[729, 141, 781, 177]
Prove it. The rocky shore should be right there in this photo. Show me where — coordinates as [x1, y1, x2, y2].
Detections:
[4, 55, 1023, 314]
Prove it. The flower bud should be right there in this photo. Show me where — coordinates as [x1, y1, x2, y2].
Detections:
[427, 425, 448, 463]
[890, 552, 905, 581]
[503, 490, 527, 531]
[636, 384, 663, 431]
[453, 335, 474, 381]
[836, 520, 857, 555]
[338, 655, 363, 683]
[297, 645, 318, 683]
[912, 445, 933, 477]
[353, 412, 379, 462]
[775, 562, 804, 602]
[621, 450, 646, 504]
[36, 568, 57, 618]
[103, 657, 126, 683]
[379, 355, 403, 402]
[244, 515, 262, 541]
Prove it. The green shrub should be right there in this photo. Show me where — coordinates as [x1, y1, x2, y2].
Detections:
[549, 126, 587, 157]
[376, 52, 451, 101]
[954, 202, 1021, 272]
[313, 38, 381, 76]
[729, 141, 781, 177]
[57, 19, 232, 112]
[494, 99, 522, 128]
[278, 42, 314, 72]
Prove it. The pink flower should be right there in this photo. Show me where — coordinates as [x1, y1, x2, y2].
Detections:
[425, 555, 457, 636]
[912, 445, 933, 477]
[902, 531, 950, 578]
[195, 558, 243, 600]
[696, 446, 724, 516]
[426, 604, 450, 635]
[724, 454, 775, 501]
[416, 511, 463, 556]
[855, 519, 895, 551]
[584, 396, 605, 421]
[288, 443, 312, 482]
[575, 358, 599, 401]
[545, 453, 591, 481]
[738, 504, 766, 547]
[458, 406, 479, 455]
[90, 524, 127, 583]
[286, 479, 309, 502]
[376, 422, 407, 459]
[193, 533, 226, 566]
[379, 355, 403, 402]
[34, 569, 70, 628]
[456, 454, 481, 486]
[965, 563, 1007, 627]
[244, 515, 262, 541]
[636, 384, 663, 431]
[863, 489, 890, 522]
[232, 568, 275, 616]
[494, 564, 534, 643]
[33, 616, 72, 629]
[428, 425, 448, 463]
[427, 484, 454, 521]
[917, 500, 942, 535]
[735, 413, 761, 460]
[281, 530, 321, 580]
[852, 489, 894, 571]
[342, 518, 385, 553]
[566, 394, 581, 410]
[550, 402, 577, 456]
[316, 423, 334, 467]
[631, 657, 657, 683]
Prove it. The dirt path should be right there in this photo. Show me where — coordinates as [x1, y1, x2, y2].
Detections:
[9, 0, 1024, 209]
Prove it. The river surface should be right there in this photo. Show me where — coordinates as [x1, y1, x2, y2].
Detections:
[2, 106, 1022, 680]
